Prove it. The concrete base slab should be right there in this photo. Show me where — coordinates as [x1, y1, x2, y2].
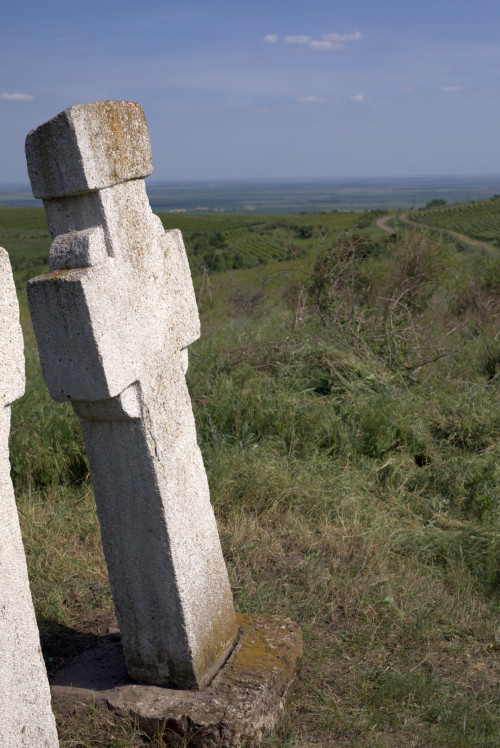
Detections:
[50, 613, 302, 747]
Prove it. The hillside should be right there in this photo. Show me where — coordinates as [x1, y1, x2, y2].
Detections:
[160, 210, 371, 271]
[0, 206, 375, 284]
[408, 196, 500, 250]
[1, 207, 499, 746]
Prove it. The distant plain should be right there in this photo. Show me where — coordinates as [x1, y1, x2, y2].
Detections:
[3, 175, 500, 213]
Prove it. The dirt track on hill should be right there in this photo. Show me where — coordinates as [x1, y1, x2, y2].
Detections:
[376, 215, 396, 234]
[396, 212, 498, 255]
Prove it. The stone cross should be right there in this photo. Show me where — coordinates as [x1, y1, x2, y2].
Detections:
[26, 101, 237, 689]
[0, 248, 59, 745]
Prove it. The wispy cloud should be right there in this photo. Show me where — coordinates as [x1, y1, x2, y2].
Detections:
[284, 35, 311, 45]
[1, 92, 34, 101]
[323, 31, 362, 43]
[348, 93, 393, 109]
[299, 96, 327, 104]
[311, 31, 362, 50]
[310, 41, 339, 51]
[296, 93, 391, 108]
[439, 85, 468, 92]
[267, 31, 362, 52]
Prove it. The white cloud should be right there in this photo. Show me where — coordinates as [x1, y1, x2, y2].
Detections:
[350, 94, 366, 102]
[299, 96, 327, 104]
[1, 92, 34, 101]
[269, 30, 362, 51]
[399, 87, 415, 93]
[439, 85, 468, 92]
[322, 31, 362, 43]
[284, 35, 311, 45]
[309, 41, 338, 51]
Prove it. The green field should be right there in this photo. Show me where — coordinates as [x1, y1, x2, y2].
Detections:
[160, 210, 370, 271]
[1, 206, 499, 747]
[0, 206, 373, 280]
[0, 207, 51, 289]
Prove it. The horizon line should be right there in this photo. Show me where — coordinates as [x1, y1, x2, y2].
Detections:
[2, 173, 500, 189]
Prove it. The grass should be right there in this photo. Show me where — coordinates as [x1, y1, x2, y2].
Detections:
[3, 207, 499, 746]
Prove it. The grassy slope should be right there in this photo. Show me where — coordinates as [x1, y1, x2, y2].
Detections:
[401, 197, 500, 257]
[411, 197, 500, 243]
[1, 207, 499, 746]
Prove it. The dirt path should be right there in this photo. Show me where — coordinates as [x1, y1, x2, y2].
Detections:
[397, 213, 498, 256]
[376, 212, 498, 256]
[376, 215, 397, 235]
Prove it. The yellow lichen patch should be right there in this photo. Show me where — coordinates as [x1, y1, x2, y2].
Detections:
[87, 101, 151, 185]
[190, 599, 238, 688]
[29, 267, 87, 283]
[223, 613, 303, 692]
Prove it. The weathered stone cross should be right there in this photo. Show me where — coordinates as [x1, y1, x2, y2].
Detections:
[0, 248, 58, 745]
[26, 101, 237, 689]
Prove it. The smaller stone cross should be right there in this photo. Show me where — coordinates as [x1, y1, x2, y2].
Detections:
[26, 101, 237, 689]
[0, 248, 58, 746]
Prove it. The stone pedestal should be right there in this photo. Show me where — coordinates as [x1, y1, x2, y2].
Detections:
[51, 613, 302, 747]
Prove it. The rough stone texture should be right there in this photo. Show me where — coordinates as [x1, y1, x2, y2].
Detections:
[26, 100, 152, 199]
[51, 613, 302, 747]
[26, 101, 237, 689]
[0, 248, 59, 747]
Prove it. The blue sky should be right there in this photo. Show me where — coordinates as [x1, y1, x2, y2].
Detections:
[1, 0, 499, 182]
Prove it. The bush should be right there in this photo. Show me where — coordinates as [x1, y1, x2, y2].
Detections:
[426, 198, 447, 208]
